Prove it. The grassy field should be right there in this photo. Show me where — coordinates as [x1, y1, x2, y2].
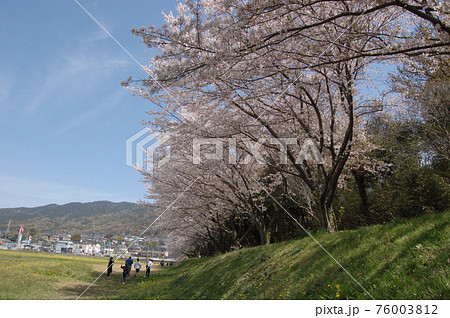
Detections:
[0, 211, 448, 299]
[0, 251, 108, 299]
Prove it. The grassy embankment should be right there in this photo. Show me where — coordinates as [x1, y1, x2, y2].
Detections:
[109, 211, 449, 300]
[0, 211, 448, 299]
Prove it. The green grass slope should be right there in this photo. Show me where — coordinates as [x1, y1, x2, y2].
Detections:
[109, 212, 449, 300]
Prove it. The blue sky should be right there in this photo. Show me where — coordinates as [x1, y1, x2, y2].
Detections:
[0, 0, 179, 208]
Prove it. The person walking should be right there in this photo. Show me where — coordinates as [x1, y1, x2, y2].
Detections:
[107, 257, 114, 278]
[125, 256, 133, 276]
[146, 258, 153, 277]
[134, 258, 141, 276]
[120, 261, 128, 284]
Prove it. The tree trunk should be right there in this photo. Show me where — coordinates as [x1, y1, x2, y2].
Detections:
[352, 168, 371, 222]
[317, 198, 336, 232]
[257, 223, 268, 245]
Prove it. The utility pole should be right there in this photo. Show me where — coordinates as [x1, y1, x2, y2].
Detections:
[4, 219, 11, 239]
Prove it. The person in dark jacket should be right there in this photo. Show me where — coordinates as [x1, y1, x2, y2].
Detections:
[121, 261, 128, 284]
[107, 257, 114, 278]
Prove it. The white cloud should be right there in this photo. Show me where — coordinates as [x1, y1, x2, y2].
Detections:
[84, 28, 111, 43]
[58, 88, 127, 133]
[0, 76, 14, 107]
[24, 51, 130, 116]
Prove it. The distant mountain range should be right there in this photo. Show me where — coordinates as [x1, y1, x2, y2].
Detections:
[0, 201, 158, 236]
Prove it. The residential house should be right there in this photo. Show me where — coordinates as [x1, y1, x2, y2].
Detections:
[55, 241, 74, 253]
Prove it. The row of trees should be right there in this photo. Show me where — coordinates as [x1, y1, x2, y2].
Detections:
[125, 0, 449, 257]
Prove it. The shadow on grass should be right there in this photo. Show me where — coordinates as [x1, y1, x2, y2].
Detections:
[58, 270, 125, 299]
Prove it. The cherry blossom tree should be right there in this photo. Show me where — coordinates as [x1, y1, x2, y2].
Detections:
[125, 0, 449, 252]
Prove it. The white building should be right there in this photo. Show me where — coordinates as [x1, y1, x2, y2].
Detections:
[55, 241, 74, 253]
[92, 244, 101, 255]
[73, 243, 90, 255]
[101, 246, 114, 256]
[73, 243, 102, 255]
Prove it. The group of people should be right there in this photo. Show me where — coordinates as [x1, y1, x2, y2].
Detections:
[107, 256, 153, 284]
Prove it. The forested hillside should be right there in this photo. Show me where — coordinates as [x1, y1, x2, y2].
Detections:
[0, 201, 157, 235]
